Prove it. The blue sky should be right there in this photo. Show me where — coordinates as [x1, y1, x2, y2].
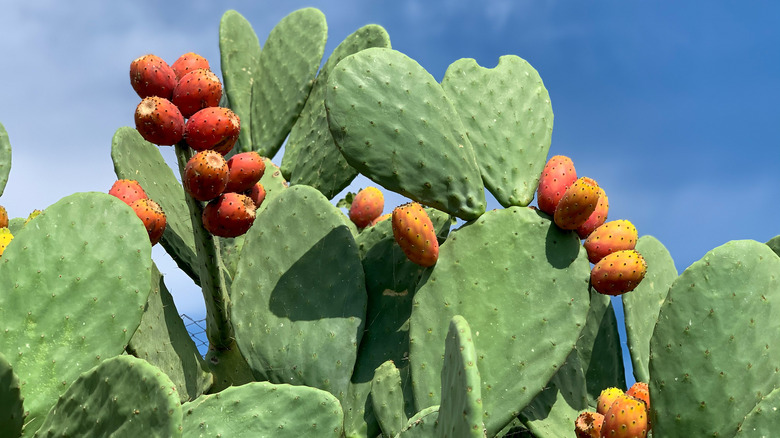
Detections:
[1, 1, 779, 385]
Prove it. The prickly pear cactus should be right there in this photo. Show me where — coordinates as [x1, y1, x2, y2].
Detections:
[0, 122, 10, 196]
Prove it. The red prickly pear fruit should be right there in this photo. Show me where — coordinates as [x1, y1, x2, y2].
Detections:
[625, 382, 650, 411]
[172, 68, 222, 118]
[554, 176, 600, 230]
[246, 182, 266, 208]
[537, 155, 577, 215]
[129, 54, 177, 100]
[171, 52, 210, 81]
[109, 179, 148, 206]
[225, 152, 265, 193]
[574, 411, 604, 438]
[349, 187, 385, 228]
[391, 202, 439, 267]
[129, 198, 166, 246]
[576, 187, 609, 239]
[183, 150, 229, 202]
[184, 107, 241, 155]
[0, 228, 12, 258]
[601, 394, 649, 438]
[591, 249, 647, 296]
[584, 220, 638, 264]
[369, 213, 392, 227]
[134, 96, 185, 146]
[597, 387, 625, 415]
[202, 192, 256, 238]
[0, 205, 7, 229]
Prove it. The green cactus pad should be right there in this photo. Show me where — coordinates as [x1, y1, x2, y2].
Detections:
[34, 355, 182, 437]
[736, 386, 780, 436]
[284, 24, 391, 198]
[325, 47, 486, 220]
[371, 360, 407, 438]
[182, 381, 343, 437]
[409, 207, 590, 436]
[578, 292, 626, 405]
[396, 406, 439, 437]
[438, 315, 485, 438]
[622, 235, 678, 383]
[219, 10, 261, 151]
[0, 352, 23, 438]
[127, 263, 212, 402]
[0, 192, 152, 435]
[111, 127, 199, 284]
[649, 240, 780, 436]
[7, 216, 24, 235]
[343, 208, 451, 437]
[251, 8, 327, 158]
[230, 185, 366, 402]
[0, 122, 10, 197]
[441, 55, 553, 207]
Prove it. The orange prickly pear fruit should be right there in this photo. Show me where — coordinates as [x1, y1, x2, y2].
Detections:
[625, 382, 650, 411]
[0, 205, 7, 228]
[391, 202, 439, 267]
[171, 52, 210, 81]
[172, 68, 222, 118]
[129, 54, 177, 100]
[536, 155, 577, 215]
[134, 96, 185, 146]
[554, 176, 600, 230]
[349, 187, 385, 228]
[225, 152, 265, 193]
[575, 411, 604, 438]
[246, 182, 266, 209]
[183, 150, 229, 202]
[577, 187, 609, 239]
[597, 387, 625, 416]
[129, 198, 166, 246]
[184, 107, 241, 155]
[369, 213, 392, 227]
[109, 179, 148, 206]
[601, 393, 649, 437]
[583, 220, 638, 264]
[202, 193, 256, 238]
[591, 250, 647, 296]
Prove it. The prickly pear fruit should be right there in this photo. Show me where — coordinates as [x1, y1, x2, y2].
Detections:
[597, 387, 625, 416]
[224, 152, 265, 193]
[24, 209, 42, 226]
[184, 107, 241, 155]
[391, 202, 439, 267]
[554, 176, 600, 230]
[537, 155, 577, 215]
[625, 382, 650, 410]
[246, 182, 266, 208]
[202, 192, 256, 238]
[171, 52, 210, 81]
[591, 249, 647, 296]
[129, 54, 177, 100]
[370, 213, 392, 227]
[129, 198, 166, 246]
[575, 411, 604, 438]
[349, 187, 385, 228]
[134, 96, 185, 146]
[172, 68, 222, 118]
[183, 150, 229, 202]
[109, 179, 148, 206]
[0, 205, 7, 228]
[577, 187, 609, 239]
[584, 220, 638, 264]
[0, 227, 12, 257]
[601, 393, 648, 438]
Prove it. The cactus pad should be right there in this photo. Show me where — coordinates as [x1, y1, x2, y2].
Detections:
[0, 352, 23, 438]
[0, 122, 10, 197]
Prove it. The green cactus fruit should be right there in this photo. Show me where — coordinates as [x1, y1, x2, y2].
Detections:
[442, 55, 554, 208]
[172, 68, 222, 118]
[583, 219, 638, 264]
[576, 187, 608, 239]
[349, 186, 385, 229]
[325, 47, 486, 220]
[590, 249, 647, 296]
[392, 202, 440, 267]
[183, 150, 229, 201]
[284, 23, 391, 198]
[536, 155, 577, 215]
[0, 192, 153, 436]
[34, 355, 183, 437]
[574, 411, 604, 438]
[0, 122, 10, 197]
[202, 192, 256, 238]
[0, 204, 7, 228]
[134, 96, 185, 146]
[553, 176, 600, 230]
[225, 151, 265, 193]
[109, 179, 148, 206]
[129, 198, 167, 246]
[251, 7, 327, 158]
[182, 381, 344, 437]
[171, 52, 210, 81]
[0, 352, 23, 437]
[129, 54, 177, 100]
[600, 394, 648, 438]
[184, 107, 241, 155]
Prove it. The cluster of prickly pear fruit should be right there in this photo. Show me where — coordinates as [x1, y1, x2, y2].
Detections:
[575, 383, 650, 437]
[537, 155, 647, 296]
[108, 179, 167, 245]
